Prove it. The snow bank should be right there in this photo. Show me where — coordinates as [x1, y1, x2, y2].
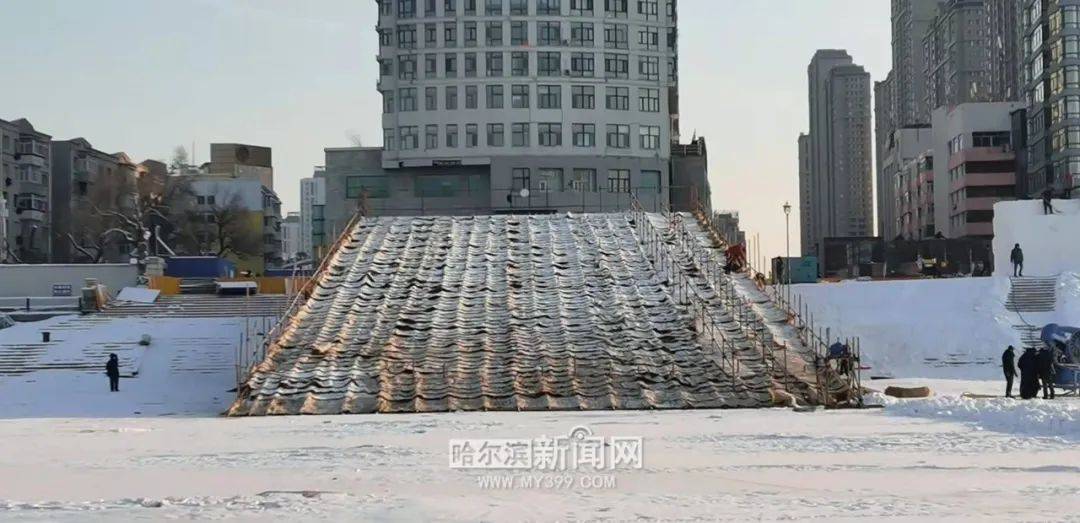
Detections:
[993, 199, 1080, 276]
[794, 274, 1080, 379]
[885, 395, 1080, 441]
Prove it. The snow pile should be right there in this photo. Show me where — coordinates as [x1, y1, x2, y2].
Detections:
[886, 395, 1080, 441]
[794, 274, 1080, 379]
[993, 199, 1080, 277]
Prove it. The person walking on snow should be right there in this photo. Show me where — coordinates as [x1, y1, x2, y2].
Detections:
[1011, 244, 1024, 277]
[1042, 187, 1055, 215]
[1037, 347, 1057, 400]
[1002, 346, 1017, 398]
[105, 353, 120, 392]
[1017, 347, 1039, 399]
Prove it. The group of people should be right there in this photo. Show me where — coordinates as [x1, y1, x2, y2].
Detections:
[1002, 345, 1059, 399]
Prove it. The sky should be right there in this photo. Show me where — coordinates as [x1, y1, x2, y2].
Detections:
[0, 0, 890, 263]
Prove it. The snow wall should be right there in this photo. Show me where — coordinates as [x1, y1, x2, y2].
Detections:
[993, 199, 1080, 277]
[793, 274, 1080, 379]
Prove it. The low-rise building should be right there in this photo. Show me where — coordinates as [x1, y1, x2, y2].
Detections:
[932, 102, 1023, 238]
[1, 118, 52, 263]
[188, 177, 283, 275]
[897, 152, 936, 240]
[50, 138, 128, 263]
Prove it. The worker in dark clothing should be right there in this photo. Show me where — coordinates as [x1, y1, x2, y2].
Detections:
[105, 353, 120, 392]
[1017, 347, 1039, 399]
[1042, 187, 1055, 215]
[1002, 346, 1017, 398]
[1011, 244, 1024, 277]
[1037, 347, 1057, 399]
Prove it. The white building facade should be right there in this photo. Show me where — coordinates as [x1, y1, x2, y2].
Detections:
[375, 0, 679, 212]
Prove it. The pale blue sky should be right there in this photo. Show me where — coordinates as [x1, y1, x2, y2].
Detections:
[0, 0, 889, 262]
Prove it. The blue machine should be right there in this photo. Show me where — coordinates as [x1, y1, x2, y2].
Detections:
[1039, 323, 1080, 392]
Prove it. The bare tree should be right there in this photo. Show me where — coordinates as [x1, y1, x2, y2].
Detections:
[181, 191, 261, 259]
[169, 146, 189, 174]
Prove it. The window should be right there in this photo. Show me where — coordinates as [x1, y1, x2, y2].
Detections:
[487, 123, 505, 147]
[537, 168, 563, 191]
[426, 125, 439, 149]
[605, 53, 629, 78]
[383, 90, 395, 113]
[486, 21, 503, 46]
[607, 169, 630, 192]
[512, 168, 531, 192]
[486, 51, 504, 76]
[511, 84, 530, 108]
[445, 0, 457, 14]
[398, 0, 417, 18]
[640, 169, 661, 193]
[637, 0, 658, 19]
[572, 123, 595, 147]
[466, 124, 479, 147]
[485, 0, 502, 15]
[444, 23, 458, 47]
[971, 131, 1011, 148]
[605, 0, 627, 17]
[425, 86, 438, 110]
[512, 123, 530, 146]
[570, 52, 594, 77]
[446, 124, 459, 147]
[604, 24, 628, 49]
[400, 126, 419, 149]
[638, 27, 659, 50]
[539, 123, 563, 146]
[346, 176, 389, 198]
[537, 0, 561, 15]
[446, 85, 458, 109]
[538, 85, 562, 108]
[399, 87, 418, 111]
[464, 22, 477, 47]
[605, 86, 629, 110]
[538, 22, 562, 46]
[465, 52, 477, 76]
[511, 21, 529, 46]
[510, 0, 528, 15]
[569, 168, 597, 191]
[379, 59, 393, 76]
[444, 54, 458, 78]
[398, 54, 417, 79]
[397, 25, 417, 48]
[639, 88, 660, 112]
[425, 23, 437, 46]
[639, 125, 660, 149]
[606, 124, 630, 148]
[572, 85, 595, 108]
[487, 84, 505, 108]
[464, 0, 476, 15]
[379, 29, 393, 47]
[511, 51, 530, 76]
[638, 55, 659, 80]
[570, 22, 594, 46]
[384, 128, 396, 150]
[380, 0, 393, 16]
[570, 0, 593, 16]
[466, 85, 478, 108]
[425, 53, 437, 78]
[538, 52, 562, 75]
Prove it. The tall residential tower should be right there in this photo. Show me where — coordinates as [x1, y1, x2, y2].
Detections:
[804, 50, 874, 259]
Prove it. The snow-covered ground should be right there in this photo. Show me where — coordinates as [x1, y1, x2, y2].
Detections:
[794, 274, 1080, 379]
[0, 406, 1077, 521]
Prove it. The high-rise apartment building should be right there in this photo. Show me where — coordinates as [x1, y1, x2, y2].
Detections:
[1020, 0, 1080, 196]
[987, 0, 1023, 102]
[375, 0, 679, 213]
[893, 0, 940, 125]
[924, 0, 994, 111]
[804, 51, 873, 259]
[797, 133, 812, 256]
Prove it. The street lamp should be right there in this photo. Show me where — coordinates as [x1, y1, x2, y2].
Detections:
[783, 201, 792, 303]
